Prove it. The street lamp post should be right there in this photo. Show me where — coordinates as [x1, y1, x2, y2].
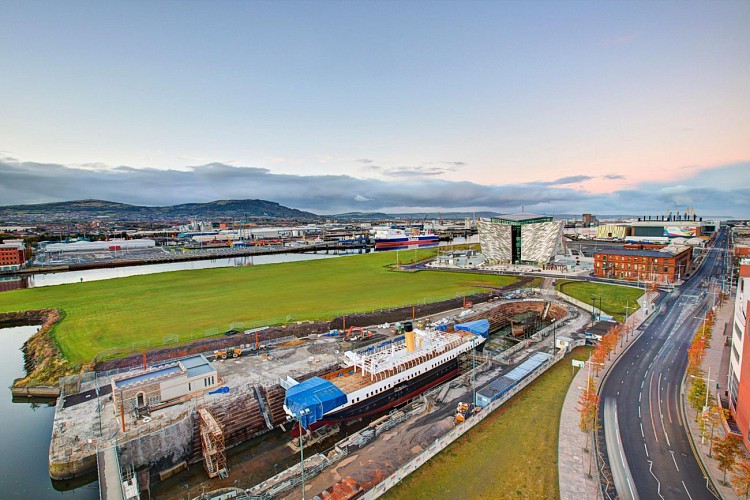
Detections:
[690, 366, 715, 444]
[551, 318, 556, 355]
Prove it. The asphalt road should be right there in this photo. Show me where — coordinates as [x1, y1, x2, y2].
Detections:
[600, 229, 728, 499]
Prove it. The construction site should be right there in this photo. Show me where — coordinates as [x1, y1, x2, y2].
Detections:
[48, 288, 594, 499]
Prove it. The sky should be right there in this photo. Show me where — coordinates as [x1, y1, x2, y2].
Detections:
[1, 1, 748, 216]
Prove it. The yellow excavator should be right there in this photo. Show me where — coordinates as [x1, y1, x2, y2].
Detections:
[215, 348, 242, 360]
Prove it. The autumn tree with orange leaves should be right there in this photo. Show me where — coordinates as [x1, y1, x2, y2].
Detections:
[577, 375, 600, 477]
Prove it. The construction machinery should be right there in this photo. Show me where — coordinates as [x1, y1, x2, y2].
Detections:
[344, 326, 372, 341]
[214, 348, 242, 360]
[454, 401, 479, 424]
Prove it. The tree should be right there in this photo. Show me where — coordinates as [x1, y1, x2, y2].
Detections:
[590, 343, 608, 375]
[576, 375, 600, 478]
[713, 434, 743, 484]
[698, 400, 725, 456]
[732, 459, 750, 499]
[688, 377, 707, 416]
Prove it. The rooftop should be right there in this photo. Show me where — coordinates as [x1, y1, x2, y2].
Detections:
[491, 213, 551, 222]
[113, 354, 215, 389]
[596, 248, 679, 258]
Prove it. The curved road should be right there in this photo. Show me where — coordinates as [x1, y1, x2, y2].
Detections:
[600, 229, 728, 499]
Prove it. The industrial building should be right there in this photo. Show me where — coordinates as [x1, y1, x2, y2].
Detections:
[593, 245, 692, 283]
[477, 214, 564, 266]
[111, 354, 219, 414]
[42, 239, 156, 254]
[0, 239, 27, 271]
[729, 260, 750, 450]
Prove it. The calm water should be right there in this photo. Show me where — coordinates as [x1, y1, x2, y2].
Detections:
[3, 236, 477, 291]
[8, 252, 340, 289]
[0, 325, 98, 499]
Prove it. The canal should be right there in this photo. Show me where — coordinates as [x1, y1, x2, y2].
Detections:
[0, 325, 97, 498]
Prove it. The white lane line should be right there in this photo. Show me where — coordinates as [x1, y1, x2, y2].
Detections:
[641, 380, 645, 389]
[649, 372, 659, 443]
[639, 392, 642, 403]
[639, 405, 641, 418]
[670, 450, 680, 471]
[641, 422, 644, 437]
[666, 382, 673, 424]
[657, 373, 671, 446]
[648, 460, 665, 499]
[682, 481, 693, 500]
[644, 441, 649, 457]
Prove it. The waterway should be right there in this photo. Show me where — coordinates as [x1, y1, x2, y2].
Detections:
[4, 252, 339, 290]
[1, 236, 477, 291]
[0, 325, 98, 499]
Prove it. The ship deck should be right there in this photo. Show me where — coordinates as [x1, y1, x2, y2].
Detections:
[322, 329, 476, 394]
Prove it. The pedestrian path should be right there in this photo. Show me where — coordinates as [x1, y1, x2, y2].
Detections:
[683, 298, 740, 499]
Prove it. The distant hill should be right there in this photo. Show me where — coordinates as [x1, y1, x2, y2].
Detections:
[332, 211, 503, 220]
[0, 199, 319, 221]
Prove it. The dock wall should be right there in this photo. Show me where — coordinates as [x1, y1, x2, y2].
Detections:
[119, 410, 194, 472]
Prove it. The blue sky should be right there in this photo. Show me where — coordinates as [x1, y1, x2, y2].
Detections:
[1, 1, 748, 216]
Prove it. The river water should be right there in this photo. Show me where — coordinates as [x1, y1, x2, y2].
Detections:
[0, 325, 98, 498]
[2, 236, 477, 291]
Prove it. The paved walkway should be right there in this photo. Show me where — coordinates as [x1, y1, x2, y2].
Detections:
[558, 293, 652, 500]
[683, 297, 741, 499]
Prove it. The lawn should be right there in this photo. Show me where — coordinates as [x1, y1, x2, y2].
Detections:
[0, 250, 516, 364]
[385, 347, 592, 500]
[556, 279, 643, 321]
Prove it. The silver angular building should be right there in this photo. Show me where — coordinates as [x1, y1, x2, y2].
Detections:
[478, 214, 564, 266]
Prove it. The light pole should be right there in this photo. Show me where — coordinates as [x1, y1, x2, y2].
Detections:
[690, 366, 715, 444]
[289, 408, 312, 500]
[550, 318, 556, 355]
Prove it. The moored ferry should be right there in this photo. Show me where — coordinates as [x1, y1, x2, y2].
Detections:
[283, 320, 489, 433]
[372, 227, 439, 249]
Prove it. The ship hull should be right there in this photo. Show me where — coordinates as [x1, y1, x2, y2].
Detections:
[374, 236, 439, 249]
[291, 357, 460, 437]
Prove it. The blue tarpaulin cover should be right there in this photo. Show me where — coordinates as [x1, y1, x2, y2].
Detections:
[284, 377, 348, 429]
[454, 319, 490, 338]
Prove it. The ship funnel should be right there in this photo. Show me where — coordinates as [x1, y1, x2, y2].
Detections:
[404, 321, 416, 352]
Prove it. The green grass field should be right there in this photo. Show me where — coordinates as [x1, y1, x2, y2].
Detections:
[556, 279, 643, 321]
[385, 347, 592, 499]
[0, 250, 516, 364]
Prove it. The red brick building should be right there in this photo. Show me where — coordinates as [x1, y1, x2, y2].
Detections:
[0, 239, 27, 271]
[593, 247, 692, 283]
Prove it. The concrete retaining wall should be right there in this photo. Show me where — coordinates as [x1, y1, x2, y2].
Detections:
[119, 410, 194, 471]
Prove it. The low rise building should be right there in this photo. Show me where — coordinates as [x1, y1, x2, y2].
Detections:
[593, 246, 692, 283]
[0, 239, 27, 271]
[111, 354, 219, 414]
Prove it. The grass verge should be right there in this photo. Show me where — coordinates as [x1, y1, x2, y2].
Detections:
[0, 249, 516, 364]
[385, 347, 592, 499]
[556, 280, 643, 321]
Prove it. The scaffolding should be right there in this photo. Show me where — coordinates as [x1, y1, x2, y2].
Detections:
[199, 408, 228, 479]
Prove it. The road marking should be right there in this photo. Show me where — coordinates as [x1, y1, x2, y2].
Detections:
[641, 380, 645, 389]
[682, 481, 693, 500]
[648, 460, 665, 499]
[666, 382, 673, 424]
[639, 405, 641, 418]
[639, 392, 642, 403]
[640, 422, 644, 437]
[644, 442, 649, 457]
[649, 372, 659, 443]
[670, 450, 680, 471]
